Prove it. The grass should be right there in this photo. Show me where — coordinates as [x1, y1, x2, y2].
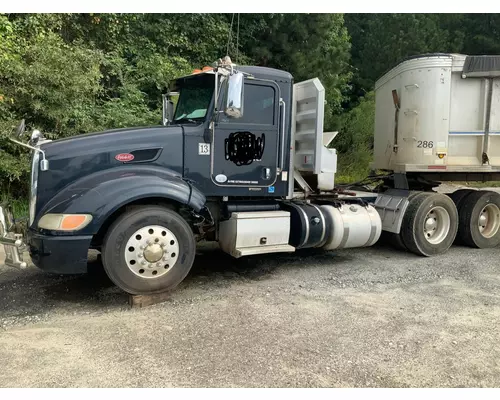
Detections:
[0, 194, 29, 220]
[335, 153, 372, 185]
[452, 181, 500, 188]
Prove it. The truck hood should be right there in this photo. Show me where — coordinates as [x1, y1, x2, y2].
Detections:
[42, 125, 181, 159]
[35, 125, 185, 217]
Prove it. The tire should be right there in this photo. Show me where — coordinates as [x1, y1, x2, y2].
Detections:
[448, 189, 475, 210]
[379, 231, 406, 251]
[448, 189, 475, 245]
[102, 205, 196, 295]
[401, 192, 458, 257]
[458, 190, 500, 248]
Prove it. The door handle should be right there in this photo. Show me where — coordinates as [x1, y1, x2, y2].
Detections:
[263, 167, 271, 180]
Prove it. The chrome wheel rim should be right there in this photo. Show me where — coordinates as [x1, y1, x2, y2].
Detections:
[125, 225, 179, 279]
[478, 203, 500, 239]
[423, 206, 451, 245]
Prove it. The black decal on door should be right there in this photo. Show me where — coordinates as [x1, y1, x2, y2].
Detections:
[224, 131, 266, 166]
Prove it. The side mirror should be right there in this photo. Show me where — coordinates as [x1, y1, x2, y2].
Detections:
[224, 72, 244, 118]
[162, 92, 178, 126]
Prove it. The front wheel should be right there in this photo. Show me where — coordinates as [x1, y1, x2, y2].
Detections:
[102, 205, 196, 295]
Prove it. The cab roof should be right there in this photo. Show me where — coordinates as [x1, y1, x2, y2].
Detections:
[175, 65, 293, 84]
[238, 66, 293, 83]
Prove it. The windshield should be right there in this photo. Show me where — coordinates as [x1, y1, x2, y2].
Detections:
[173, 74, 214, 122]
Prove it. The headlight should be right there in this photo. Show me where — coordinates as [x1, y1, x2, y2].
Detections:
[29, 150, 40, 227]
[38, 214, 93, 231]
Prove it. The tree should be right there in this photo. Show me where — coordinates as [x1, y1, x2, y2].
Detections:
[460, 14, 500, 54]
[344, 14, 464, 99]
[333, 92, 375, 183]
[237, 14, 352, 128]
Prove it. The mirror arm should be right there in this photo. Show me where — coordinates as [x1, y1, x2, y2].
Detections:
[9, 137, 49, 171]
[207, 70, 222, 144]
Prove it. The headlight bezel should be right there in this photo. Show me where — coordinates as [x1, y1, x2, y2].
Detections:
[38, 214, 93, 231]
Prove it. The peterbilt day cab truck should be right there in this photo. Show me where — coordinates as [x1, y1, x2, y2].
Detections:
[1, 53, 500, 295]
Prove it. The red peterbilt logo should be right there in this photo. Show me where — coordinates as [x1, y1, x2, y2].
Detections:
[115, 153, 134, 162]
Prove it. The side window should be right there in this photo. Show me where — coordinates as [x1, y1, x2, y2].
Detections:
[221, 83, 275, 125]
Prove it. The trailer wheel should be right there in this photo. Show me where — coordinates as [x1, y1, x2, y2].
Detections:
[448, 189, 475, 244]
[458, 190, 500, 248]
[448, 189, 475, 210]
[102, 205, 196, 295]
[401, 192, 458, 256]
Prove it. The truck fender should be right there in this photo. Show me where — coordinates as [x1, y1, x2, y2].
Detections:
[36, 166, 206, 235]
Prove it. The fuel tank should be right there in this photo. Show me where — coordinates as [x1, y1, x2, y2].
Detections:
[283, 201, 382, 251]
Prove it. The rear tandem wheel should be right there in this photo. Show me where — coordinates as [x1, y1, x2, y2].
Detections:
[400, 192, 459, 257]
[457, 190, 500, 248]
[447, 189, 475, 245]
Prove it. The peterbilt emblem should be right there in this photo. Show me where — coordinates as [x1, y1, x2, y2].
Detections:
[115, 153, 134, 162]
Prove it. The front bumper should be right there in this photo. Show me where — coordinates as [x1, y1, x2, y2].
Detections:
[27, 230, 92, 274]
[1, 205, 92, 274]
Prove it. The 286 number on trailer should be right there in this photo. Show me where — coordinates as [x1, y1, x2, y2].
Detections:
[417, 141, 433, 148]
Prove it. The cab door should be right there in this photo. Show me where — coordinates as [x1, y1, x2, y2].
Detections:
[211, 79, 281, 189]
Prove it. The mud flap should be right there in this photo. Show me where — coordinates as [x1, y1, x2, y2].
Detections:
[373, 189, 411, 234]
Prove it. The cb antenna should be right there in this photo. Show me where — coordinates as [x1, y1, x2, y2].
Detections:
[226, 13, 235, 57]
[236, 13, 240, 63]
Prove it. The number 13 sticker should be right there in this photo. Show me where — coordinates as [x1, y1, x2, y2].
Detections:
[198, 143, 210, 155]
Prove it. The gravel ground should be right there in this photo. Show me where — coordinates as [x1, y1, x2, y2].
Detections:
[1, 240, 500, 388]
[1, 184, 500, 388]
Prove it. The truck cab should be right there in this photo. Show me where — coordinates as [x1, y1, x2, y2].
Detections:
[0, 56, 383, 295]
[172, 65, 293, 198]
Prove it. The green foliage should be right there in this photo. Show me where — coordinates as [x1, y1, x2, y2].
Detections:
[239, 14, 351, 128]
[2, 33, 103, 135]
[344, 14, 464, 106]
[460, 14, 500, 54]
[0, 192, 28, 220]
[333, 92, 375, 183]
